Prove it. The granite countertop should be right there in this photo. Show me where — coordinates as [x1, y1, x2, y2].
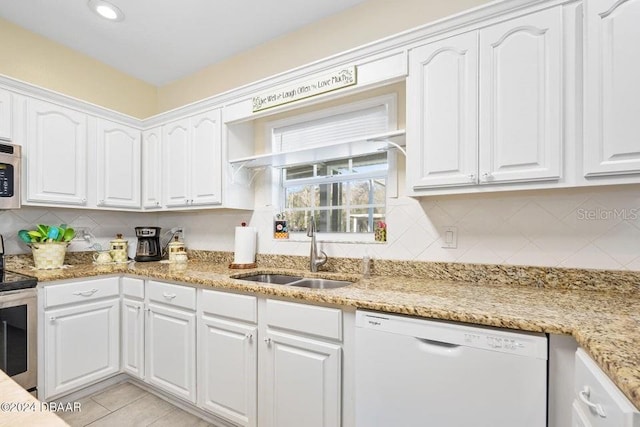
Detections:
[7, 256, 640, 410]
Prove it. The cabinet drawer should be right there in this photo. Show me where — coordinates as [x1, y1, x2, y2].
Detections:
[122, 277, 144, 299]
[200, 289, 257, 323]
[574, 349, 640, 426]
[44, 277, 119, 308]
[148, 280, 195, 311]
[266, 299, 342, 341]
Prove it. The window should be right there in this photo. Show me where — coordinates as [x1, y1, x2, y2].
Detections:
[268, 94, 397, 238]
[283, 152, 387, 233]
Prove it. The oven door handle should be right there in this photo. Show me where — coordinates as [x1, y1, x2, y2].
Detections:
[1, 320, 7, 373]
[73, 288, 99, 297]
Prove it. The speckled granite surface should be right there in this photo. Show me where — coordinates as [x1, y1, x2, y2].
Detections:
[5, 251, 640, 409]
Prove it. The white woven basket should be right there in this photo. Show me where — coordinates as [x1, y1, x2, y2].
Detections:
[31, 242, 68, 270]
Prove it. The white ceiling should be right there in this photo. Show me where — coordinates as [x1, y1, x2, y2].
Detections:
[0, 0, 366, 86]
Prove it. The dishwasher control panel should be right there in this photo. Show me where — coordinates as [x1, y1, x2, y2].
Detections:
[356, 310, 547, 359]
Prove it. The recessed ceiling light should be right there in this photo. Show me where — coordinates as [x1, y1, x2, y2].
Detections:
[88, 0, 124, 22]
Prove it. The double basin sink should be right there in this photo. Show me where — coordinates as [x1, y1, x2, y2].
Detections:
[232, 273, 352, 289]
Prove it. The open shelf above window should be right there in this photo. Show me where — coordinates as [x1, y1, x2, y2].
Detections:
[229, 129, 406, 170]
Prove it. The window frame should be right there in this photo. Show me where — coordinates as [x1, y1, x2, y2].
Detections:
[265, 94, 397, 242]
[281, 154, 388, 234]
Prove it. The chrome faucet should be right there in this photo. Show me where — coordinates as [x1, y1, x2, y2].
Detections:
[307, 217, 327, 272]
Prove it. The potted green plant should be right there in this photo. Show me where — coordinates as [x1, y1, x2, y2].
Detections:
[17, 224, 76, 269]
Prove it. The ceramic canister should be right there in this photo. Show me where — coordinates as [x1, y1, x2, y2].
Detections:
[109, 234, 129, 263]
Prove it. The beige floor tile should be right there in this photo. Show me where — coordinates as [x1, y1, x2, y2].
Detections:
[148, 407, 212, 427]
[90, 382, 147, 411]
[57, 397, 110, 427]
[86, 393, 174, 427]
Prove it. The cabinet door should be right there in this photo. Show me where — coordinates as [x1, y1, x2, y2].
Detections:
[25, 98, 87, 205]
[145, 302, 196, 403]
[584, 0, 640, 176]
[407, 32, 479, 189]
[44, 299, 120, 399]
[96, 119, 141, 208]
[190, 109, 222, 206]
[162, 118, 190, 207]
[0, 89, 11, 141]
[122, 298, 144, 379]
[262, 330, 341, 427]
[142, 127, 162, 209]
[199, 315, 257, 427]
[571, 402, 592, 427]
[479, 7, 563, 184]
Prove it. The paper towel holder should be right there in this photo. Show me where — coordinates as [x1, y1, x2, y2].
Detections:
[230, 222, 257, 269]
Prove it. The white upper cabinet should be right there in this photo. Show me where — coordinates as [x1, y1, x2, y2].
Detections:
[162, 109, 222, 208]
[190, 110, 222, 206]
[163, 118, 190, 207]
[0, 89, 11, 141]
[584, 0, 640, 176]
[407, 32, 479, 189]
[407, 6, 564, 193]
[25, 98, 87, 205]
[142, 127, 162, 209]
[96, 119, 141, 208]
[479, 7, 563, 184]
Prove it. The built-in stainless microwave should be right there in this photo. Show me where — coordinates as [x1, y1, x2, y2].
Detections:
[0, 142, 21, 209]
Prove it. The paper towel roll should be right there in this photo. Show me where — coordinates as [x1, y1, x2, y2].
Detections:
[234, 226, 257, 264]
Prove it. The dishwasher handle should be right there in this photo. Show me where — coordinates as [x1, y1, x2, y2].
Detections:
[416, 337, 462, 356]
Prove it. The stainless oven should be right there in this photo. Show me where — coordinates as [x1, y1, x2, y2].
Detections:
[0, 235, 37, 391]
[0, 142, 21, 209]
[0, 288, 37, 390]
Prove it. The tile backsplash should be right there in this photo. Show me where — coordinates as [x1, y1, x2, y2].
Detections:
[2, 184, 639, 271]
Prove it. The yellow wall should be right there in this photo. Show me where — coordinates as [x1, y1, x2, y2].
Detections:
[0, 17, 157, 119]
[2, 0, 490, 117]
[157, 0, 490, 112]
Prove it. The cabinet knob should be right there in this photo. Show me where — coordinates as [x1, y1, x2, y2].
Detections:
[99, 200, 104, 205]
[162, 292, 177, 300]
[82, 198, 87, 203]
[156, 201, 160, 206]
[468, 174, 476, 182]
[481, 172, 493, 181]
[264, 337, 271, 345]
[245, 333, 253, 341]
[49, 316, 56, 322]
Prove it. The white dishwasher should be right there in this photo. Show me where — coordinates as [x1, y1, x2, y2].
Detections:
[355, 310, 548, 427]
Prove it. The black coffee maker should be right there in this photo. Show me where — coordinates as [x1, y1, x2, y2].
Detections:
[134, 227, 162, 262]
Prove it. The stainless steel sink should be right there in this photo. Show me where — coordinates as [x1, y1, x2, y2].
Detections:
[234, 274, 352, 289]
[289, 278, 352, 289]
[238, 274, 302, 284]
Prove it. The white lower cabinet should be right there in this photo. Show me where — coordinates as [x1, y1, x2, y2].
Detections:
[261, 299, 343, 427]
[199, 315, 258, 426]
[41, 278, 121, 399]
[198, 289, 258, 427]
[40, 278, 349, 426]
[145, 302, 196, 403]
[262, 329, 341, 427]
[121, 298, 145, 379]
[121, 277, 145, 379]
[572, 348, 640, 426]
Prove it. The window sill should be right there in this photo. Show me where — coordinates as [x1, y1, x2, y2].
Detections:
[273, 232, 386, 244]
